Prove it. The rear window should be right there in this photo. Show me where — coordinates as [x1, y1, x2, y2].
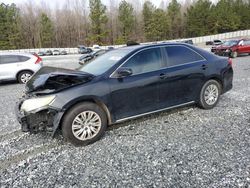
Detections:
[0, 55, 30, 64]
[165, 46, 204, 67]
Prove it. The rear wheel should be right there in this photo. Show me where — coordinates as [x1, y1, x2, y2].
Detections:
[198, 80, 221, 109]
[17, 71, 33, 84]
[62, 102, 107, 146]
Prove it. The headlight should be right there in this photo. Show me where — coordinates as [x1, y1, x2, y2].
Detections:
[21, 95, 56, 113]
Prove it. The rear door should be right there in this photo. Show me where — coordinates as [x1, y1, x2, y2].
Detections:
[0, 55, 20, 80]
[109, 47, 163, 120]
[237, 40, 249, 54]
[242, 40, 250, 53]
[158, 45, 208, 109]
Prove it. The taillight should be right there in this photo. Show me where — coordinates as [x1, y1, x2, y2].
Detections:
[34, 53, 42, 64]
[228, 58, 232, 66]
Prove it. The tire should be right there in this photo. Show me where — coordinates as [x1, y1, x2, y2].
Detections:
[17, 71, 33, 84]
[230, 51, 238, 58]
[62, 102, 107, 146]
[198, 80, 221, 109]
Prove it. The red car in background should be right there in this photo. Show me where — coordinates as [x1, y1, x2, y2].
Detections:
[214, 39, 250, 58]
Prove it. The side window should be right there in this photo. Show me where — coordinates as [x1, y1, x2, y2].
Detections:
[1, 55, 20, 64]
[243, 40, 250, 46]
[19, 55, 30, 62]
[122, 48, 162, 75]
[165, 46, 204, 67]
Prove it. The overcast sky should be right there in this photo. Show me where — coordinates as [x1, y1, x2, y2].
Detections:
[0, 0, 187, 8]
[0, 0, 218, 10]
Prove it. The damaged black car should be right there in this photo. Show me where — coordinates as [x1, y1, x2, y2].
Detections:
[16, 43, 233, 146]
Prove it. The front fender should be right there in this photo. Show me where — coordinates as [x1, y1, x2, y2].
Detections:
[51, 96, 113, 135]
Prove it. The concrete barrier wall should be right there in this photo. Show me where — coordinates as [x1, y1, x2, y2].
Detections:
[1, 29, 250, 54]
[190, 30, 250, 44]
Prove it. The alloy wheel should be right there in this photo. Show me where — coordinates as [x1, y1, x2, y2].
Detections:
[204, 84, 219, 105]
[20, 73, 32, 83]
[72, 111, 102, 141]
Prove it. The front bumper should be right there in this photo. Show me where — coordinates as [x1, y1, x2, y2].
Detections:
[15, 99, 64, 136]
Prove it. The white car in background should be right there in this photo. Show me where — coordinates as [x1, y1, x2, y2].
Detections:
[0, 53, 43, 84]
[53, 50, 60, 55]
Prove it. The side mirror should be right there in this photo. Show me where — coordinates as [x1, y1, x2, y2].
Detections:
[116, 67, 133, 78]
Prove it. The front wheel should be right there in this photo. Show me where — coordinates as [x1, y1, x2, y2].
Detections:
[230, 51, 238, 58]
[62, 102, 107, 146]
[198, 80, 221, 109]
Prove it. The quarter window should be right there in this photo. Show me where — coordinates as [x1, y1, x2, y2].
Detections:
[165, 46, 204, 67]
[122, 48, 162, 75]
[19, 56, 30, 62]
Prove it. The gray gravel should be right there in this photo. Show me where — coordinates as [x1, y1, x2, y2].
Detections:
[0, 54, 250, 187]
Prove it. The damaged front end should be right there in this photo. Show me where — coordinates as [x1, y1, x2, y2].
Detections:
[16, 66, 94, 136]
[16, 94, 63, 136]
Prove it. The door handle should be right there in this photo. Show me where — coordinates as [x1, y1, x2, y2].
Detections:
[201, 64, 208, 70]
[159, 73, 167, 79]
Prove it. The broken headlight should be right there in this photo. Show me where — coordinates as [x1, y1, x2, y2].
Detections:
[21, 95, 56, 113]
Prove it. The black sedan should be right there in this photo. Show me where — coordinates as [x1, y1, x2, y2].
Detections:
[79, 49, 107, 65]
[16, 43, 233, 146]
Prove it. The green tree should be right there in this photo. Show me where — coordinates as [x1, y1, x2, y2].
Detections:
[167, 0, 182, 39]
[142, 1, 156, 41]
[89, 0, 108, 44]
[118, 0, 135, 43]
[232, 0, 250, 29]
[148, 9, 169, 41]
[0, 3, 21, 50]
[185, 0, 214, 37]
[213, 0, 240, 33]
[39, 13, 54, 48]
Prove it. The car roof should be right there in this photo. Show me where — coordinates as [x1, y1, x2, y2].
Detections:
[120, 42, 194, 51]
[0, 52, 34, 57]
[115, 42, 218, 61]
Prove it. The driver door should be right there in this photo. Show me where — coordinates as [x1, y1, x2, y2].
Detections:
[109, 47, 163, 120]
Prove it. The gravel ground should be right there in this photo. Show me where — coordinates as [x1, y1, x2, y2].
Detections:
[0, 54, 250, 187]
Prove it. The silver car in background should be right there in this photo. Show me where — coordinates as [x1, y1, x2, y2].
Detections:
[0, 53, 43, 84]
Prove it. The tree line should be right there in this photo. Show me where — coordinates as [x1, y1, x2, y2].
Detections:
[0, 0, 250, 50]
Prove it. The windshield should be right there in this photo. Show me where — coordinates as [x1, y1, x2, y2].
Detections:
[223, 40, 238, 46]
[79, 48, 132, 75]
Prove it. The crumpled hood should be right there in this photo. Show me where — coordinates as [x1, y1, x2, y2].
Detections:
[25, 66, 94, 94]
